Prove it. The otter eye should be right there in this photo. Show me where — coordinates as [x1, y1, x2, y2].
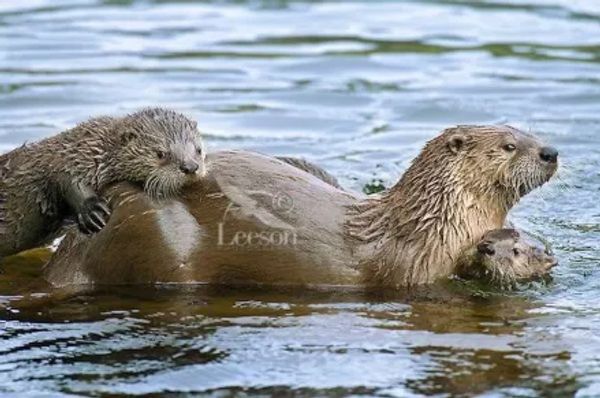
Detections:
[156, 150, 166, 160]
[503, 143, 517, 152]
[513, 248, 520, 256]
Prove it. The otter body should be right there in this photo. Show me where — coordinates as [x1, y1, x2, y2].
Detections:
[0, 108, 205, 259]
[456, 229, 557, 287]
[44, 125, 558, 288]
[45, 153, 358, 286]
[276, 156, 341, 189]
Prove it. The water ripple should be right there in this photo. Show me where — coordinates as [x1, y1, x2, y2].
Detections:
[0, 0, 599, 396]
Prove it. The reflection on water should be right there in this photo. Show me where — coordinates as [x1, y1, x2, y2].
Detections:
[0, 0, 599, 396]
[0, 274, 574, 397]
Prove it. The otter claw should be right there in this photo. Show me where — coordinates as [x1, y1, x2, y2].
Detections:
[77, 197, 111, 234]
[96, 201, 111, 218]
[77, 213, 91, 235]
[90, 209, 107, 227]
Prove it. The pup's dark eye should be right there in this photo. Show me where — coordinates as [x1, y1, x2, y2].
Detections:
[513, 248, 520, 256]
[156, 150, 166, 160]
[196, 148, 203, 155]
[503, 143, 517, 152]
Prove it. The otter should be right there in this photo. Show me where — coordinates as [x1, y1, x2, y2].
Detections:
[455, 228, 557, 287]
[43, 125, 558, 288]
[347, 125, 558, 287]
[0, 107, 205, 261]
[273, 158, 559, 287]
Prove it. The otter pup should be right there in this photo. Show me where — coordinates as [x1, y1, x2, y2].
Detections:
[456, 229, 557, 288]
[0, 107, 205, 260]
[43, 125, 558, 288]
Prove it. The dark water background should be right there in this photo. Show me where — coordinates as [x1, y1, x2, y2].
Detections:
[1, 0, 599, 396]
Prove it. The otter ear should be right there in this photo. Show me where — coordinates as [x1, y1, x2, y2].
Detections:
[447, 133, 467, 154]
[477, 241, 495, 256]
[507, 229, 520, 240]
[120, 130, 138, 145]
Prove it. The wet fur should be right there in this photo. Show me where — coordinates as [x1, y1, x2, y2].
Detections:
[0, 107, 203, 258]
[44, 125, 557, 288]
[276, 157, 341, 189]
[346, 125, 557, 287]
[455, 229, 557, 288]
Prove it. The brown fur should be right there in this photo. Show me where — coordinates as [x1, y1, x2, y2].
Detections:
[455, 229, 557, 288]
[43, 125, 558, 289]
[44, 154, 360, 286]
[346, 125, 557, 287]
[276, 157, 342, 189]
[0, 107, 205, 259]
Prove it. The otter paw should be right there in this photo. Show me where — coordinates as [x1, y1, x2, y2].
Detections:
[77, 197, 111, 234]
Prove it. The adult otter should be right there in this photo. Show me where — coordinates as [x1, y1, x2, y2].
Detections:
[347, 125, 559, 287]
[456, 229, 557, 288]
[278, 159, 557, 288]
[43, 125, 558, 288]
[0, 107, 205, 261]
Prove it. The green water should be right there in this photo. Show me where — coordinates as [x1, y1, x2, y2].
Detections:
[1, 0, 599, 396]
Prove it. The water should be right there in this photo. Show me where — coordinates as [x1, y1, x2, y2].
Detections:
[0, 0, 599, 396]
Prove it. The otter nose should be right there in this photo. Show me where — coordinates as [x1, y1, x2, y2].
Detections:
[539, 146, 558, 163]
[180, 161, 199, 175]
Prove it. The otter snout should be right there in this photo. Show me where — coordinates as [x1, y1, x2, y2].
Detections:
[539, 146, 558, 164]
[533, 247, 558, 270]
[180, 161, 200, 175]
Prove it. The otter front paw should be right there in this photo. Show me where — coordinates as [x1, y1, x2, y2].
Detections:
[77, 197, 111, 234]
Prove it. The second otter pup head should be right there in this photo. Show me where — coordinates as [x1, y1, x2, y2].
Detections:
[458, 229, 558, 287]
[114, 107, 206, 200]
[441, 125, 558, 208]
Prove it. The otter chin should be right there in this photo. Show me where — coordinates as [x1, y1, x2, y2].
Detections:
[43, 125, 558, 289]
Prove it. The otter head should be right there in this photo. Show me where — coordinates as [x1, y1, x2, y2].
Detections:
[114, 107, 206, 200]
[457, 228, 557, 287]
[443, 125, 558, 211]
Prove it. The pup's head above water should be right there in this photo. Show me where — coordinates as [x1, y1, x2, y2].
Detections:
[440, 125, 558, 206]
[456, 228, 558, 287]
[111, 107, 206, 199]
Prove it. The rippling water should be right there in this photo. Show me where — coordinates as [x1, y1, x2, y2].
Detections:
[1, 0, 599, 396]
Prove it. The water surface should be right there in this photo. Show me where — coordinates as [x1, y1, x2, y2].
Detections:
[1, 0, 599, 396]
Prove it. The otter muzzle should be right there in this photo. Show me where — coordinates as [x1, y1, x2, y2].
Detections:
[180, 161, 200, 175]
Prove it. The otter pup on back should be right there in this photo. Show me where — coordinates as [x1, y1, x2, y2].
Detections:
[0, 107, 205, 259]
[456, 229, 557, 288]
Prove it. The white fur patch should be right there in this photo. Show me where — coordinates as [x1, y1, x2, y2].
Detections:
[49, 235, 65, 252]
[155, 201, 202, 262]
